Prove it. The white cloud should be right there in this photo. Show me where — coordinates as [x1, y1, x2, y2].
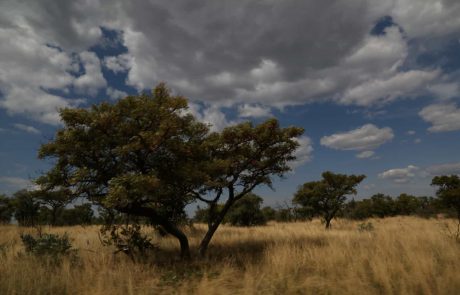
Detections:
[290, 136, 313, 170]
[188, 103, 237, 132]
[238, 104, 272, 118]
[0, 176, 32, 191]
[378, 165, 420, 183]
[73, 51, 107, 96]
[428, 83, 460, 100]
[13, 124, 40, 134]
[103, 54, 132, 73]
[344, 26, 407, 74]
[250, 59, 282, 83]
[414, 138, 421, 144]
[391, 0, 460, 38]
[419, 103, 460, 132]
[426, 162, 460, 176]
[106, 87, 128, 100]
[407, 130, 416, 135]
[340, 70, 439, 106]
[320, 124, 394, 151]
[356, 150, 375, 159]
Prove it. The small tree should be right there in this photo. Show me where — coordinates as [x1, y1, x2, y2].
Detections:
[0, 194, 14, 224]
[32, 190, 72, 226]
[431, 175, 460, 238]
[11, 190, 41, 226]
[293, 171, 365, 229]
[195, 119, 303, 255]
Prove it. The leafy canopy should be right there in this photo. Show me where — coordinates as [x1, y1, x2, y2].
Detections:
[293, 171, 365, 228]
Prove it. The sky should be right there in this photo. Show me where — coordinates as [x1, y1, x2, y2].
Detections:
[0, 0, 460, 207]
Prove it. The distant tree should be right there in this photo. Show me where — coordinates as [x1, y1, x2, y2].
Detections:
[225, 193, 266, 226]
[394, 193, 421, 216]
[432, 175, 460, 234]
[0, 194, 13, 224]
[261, 206, 276, 221]
[344, 198, 373, 220]
[11, 189, 40, 226]
[370, 193, 395, 218]
[60, 204, 94, 225]
[415, 196, 438, 218]
[293, 172, 365, 229]
[32, 190, 72, 226]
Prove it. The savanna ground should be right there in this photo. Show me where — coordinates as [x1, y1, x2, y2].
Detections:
[0, 217, 459, 295]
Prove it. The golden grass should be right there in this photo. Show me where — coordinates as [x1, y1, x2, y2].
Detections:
[0, 217, 459, 294]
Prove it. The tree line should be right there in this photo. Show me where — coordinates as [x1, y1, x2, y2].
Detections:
[1, 83, 458, 259]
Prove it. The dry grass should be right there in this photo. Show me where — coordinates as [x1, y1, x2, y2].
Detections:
[0, 217, 459, 294]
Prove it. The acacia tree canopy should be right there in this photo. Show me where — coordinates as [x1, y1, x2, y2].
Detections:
[37, 84, 209, 258]
[293, 171, 365, 229]
[37, 83, 304, 259]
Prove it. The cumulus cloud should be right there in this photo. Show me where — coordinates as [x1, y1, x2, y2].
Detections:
[426, 162, 460, 176]
[1, 0, 460, 126]
[320, 124, 394, 151]
[380, 162, 460, 184]
[289, 136, 314, 170]
[103, 54, 132, 73]
[13, 124, 40, 134]
[73, 51, 107, 96]
[238, 104, 272, 118]
[106, 87, 128, 100]
[391, 0, 460, 38]
[356, 150, 375, 159]
[340, 70, 439, 106]
[428, 82, 460, 100]
[378, 165, 420, 183]
[419, 103, 460, 132]
[187, 103, 238, 132]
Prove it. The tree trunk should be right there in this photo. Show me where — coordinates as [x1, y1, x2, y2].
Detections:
[160, 219, 191, 260]
[116, 205, 191, 259]
[198, 199, 234, 257]
[325, 217, 332, 229]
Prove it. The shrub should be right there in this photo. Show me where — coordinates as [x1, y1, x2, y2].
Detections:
[20, 233, 74, 258]
[99, 223, 157, 261]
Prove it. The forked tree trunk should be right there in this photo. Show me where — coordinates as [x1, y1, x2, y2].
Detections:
[198, 199, 235, 257]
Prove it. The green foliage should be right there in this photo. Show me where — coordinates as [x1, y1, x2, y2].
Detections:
[194, 194, 267, 226]
[225, 193, 266, 226]
[344, 194, 438, 220]
[432, 175, 460, 216]
[12, 190, 40, 226]
[432, 175, 460, 239]
[0, 194, 13, 224]
[294, 171, 365, 229]
[100, 223, 156, 260]
[59, 204, 94, 225]
[20, 233, 73, 258]
[37, 83, 305, 258]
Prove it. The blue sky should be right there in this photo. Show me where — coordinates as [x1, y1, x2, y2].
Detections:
[1, 0, 460, 207]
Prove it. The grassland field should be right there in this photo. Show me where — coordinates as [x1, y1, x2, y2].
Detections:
[0, 217, 459, 295]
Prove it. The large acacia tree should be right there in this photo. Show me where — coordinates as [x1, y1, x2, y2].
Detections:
[37, 83, 303, 258]
[293, 171, 365, 229]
